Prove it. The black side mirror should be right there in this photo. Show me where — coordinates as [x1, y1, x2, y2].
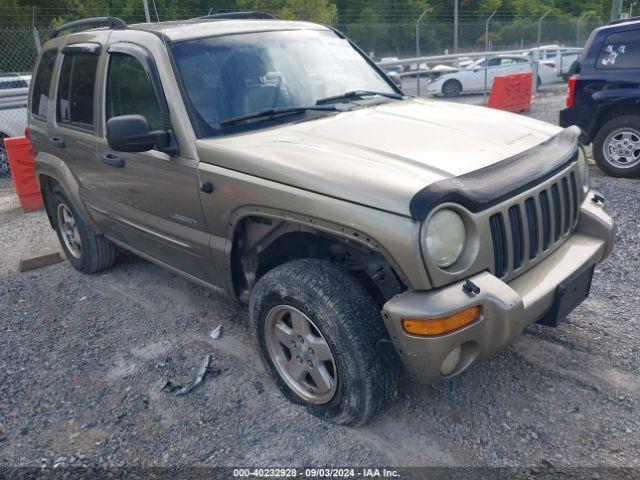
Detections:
[106, 114, 176, 154]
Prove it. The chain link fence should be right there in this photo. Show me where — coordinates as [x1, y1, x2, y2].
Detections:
[0, 27, 44, 178]
[338, 19, 605, 60]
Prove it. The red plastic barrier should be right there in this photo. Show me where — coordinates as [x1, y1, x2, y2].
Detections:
[487, 73, 532, 113]
[5, 136, 43, 212]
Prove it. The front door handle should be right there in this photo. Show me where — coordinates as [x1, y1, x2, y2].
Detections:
[50, 137, 65, 149]
[101, 153, 125, 168]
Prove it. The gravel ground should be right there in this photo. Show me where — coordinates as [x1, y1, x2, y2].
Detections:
[1, 88, 639, 474]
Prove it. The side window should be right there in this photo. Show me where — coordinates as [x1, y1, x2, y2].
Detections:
[31, 50, 57, 118]
[597, 30, 640, 69]
[106, 53, 163, 130]
[56, 52, 99, 130]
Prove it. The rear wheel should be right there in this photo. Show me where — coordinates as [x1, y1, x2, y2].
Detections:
[52, 185, 118, 273]
[593, 115, 640, 177]
[442, 79, 462, 97]
[250, 259, 395, 426]
[0, 133, 9, 178]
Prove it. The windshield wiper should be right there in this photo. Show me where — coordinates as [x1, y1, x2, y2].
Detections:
[219, 105, 345, 128]
[316, 90, 405, 105]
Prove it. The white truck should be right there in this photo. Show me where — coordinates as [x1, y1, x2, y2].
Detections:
[530, 45, 581, 80]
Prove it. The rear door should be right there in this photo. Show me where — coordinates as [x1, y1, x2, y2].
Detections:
[478, 57, 500, 90]
[94, 42, 216, 283]
[52, 44, 103, 197]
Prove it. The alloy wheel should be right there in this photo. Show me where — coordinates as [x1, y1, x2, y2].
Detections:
[264, 305, 338, 404]
[604, 128, 640, 169]
[57, 203, 82, 258]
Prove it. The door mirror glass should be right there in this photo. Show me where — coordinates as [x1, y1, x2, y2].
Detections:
[106, 114, 170, 152]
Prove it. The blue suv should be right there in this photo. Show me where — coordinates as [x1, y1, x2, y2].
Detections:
[560, 18, 640, 177]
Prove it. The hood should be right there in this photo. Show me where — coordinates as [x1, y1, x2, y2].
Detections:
[196, 99, 562, 217]
[431, 64, 458, 72]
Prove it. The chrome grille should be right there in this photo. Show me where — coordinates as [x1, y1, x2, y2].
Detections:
[489, 168, 581, 279]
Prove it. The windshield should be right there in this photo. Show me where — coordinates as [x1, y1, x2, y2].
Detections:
[170, 29, 397, 138]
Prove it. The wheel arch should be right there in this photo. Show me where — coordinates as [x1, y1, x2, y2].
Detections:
[225, 208, 408, 306]
[34, 153, 101, 234]
[590, 103, 640, 141]
[38, 174, 60, 228]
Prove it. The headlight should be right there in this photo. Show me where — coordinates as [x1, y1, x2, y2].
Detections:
[577, 146, 589, 193]
[425, 209, 466, 268]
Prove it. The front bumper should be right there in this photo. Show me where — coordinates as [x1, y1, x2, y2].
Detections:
[425, 81, 442, 94]
[559, 106, 593, 142]
[381, 195, 615, 384]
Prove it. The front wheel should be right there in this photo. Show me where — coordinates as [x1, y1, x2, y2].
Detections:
[442, 79, 462, 97]
[250, 259, 395, 426]
[593, 115, 640, 178]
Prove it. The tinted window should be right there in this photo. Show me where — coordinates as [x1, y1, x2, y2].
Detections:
[597, 30, 640, 69]
[31, 50, 57, 118]
[481, 58, 501, 67]
[106, 54, 163, 130]
[57, 53, 98, 129]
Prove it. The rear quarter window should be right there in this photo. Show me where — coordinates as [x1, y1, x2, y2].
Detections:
[31, 50, 58, 118]
[597, 30, 640, 69]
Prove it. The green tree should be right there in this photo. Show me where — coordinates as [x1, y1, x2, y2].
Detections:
[279, 0, 337, 23]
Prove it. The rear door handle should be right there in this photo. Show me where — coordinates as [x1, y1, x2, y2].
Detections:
[101, 153, 125, 168]
[49, 137, 65, 149]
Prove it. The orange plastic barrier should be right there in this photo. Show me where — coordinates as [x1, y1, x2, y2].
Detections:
[487, 73, 532, 113]
[5, 136, 43, 212]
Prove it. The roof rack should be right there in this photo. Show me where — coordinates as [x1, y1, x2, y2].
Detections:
[609, 15, 640, 25]
[50, 16, 127, 39]
[198, 11, 276, 20]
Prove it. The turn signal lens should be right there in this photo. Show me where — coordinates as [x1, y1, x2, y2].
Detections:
[402, 306, 481, 336]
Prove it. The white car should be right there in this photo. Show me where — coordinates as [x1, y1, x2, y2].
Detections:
[379, 57, 403, 75]
[0, 73, 31, 177]
[0, 73, 30, 110]
[426, 55, 555, 97]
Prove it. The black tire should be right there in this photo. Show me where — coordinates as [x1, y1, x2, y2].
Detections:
[593, 115, 640, 178]
[250, 259, 395, 426]
[0, 133, 9, 178]
[52, 185, 117, 273]
[442, 79, 462, 97]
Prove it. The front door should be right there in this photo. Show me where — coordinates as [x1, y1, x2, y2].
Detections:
[95, 43, 216, 284]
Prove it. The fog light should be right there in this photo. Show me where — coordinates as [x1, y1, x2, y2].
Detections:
[402, 306, 481, 336]
[440, 346, 462, 376]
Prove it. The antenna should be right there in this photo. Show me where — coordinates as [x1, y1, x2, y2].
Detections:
[151, 0, 161, 23]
